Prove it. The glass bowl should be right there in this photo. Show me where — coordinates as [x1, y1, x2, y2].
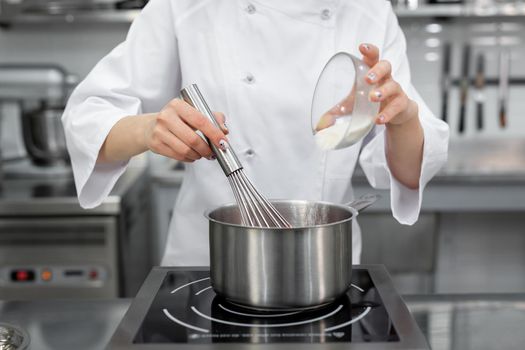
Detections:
[311, 52, 380, 150]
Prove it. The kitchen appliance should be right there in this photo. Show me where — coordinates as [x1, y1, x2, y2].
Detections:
[106, 266, 430, 349]
[0, 64, 77, 170]
[21, 105, 68, 166]
[207, 195, 378, 310]
[0, 215, 120, 299]
[311, 52, 379, 150]
[0, 165, 151, 300]
[181, 84, 290, 229]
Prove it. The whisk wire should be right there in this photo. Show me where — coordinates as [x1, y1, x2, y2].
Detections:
[230, 171, 259, 227]
[228, 175, 250, 226]
[242, 172, 291, 227]
[247, 179, 288, 226]
[237, 171, 272, 227]
[229, 169, 291, 229]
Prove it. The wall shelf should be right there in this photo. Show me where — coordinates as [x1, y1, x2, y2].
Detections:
[1, 3, 525, 26]
[395, 3, 525, 19]
[0, 9, 140, 26]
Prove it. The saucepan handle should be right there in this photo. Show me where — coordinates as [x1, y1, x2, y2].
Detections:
[346, 193, 381, 213]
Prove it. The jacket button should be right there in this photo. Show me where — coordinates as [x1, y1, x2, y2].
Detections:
[244, 73, 255, 84]
[245, 149, 255, 157]
[320, 9, 332, 20]
[246, 4, 256, 14]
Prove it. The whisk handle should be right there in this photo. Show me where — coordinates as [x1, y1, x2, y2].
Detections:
[181, 84, 243, 176]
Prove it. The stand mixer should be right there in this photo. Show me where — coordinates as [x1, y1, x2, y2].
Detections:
[0, 64, 77, 178]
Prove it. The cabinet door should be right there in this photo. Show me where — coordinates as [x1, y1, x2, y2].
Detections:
[359, 213, 438, 294]
[436, 212, 525, 293]
[151, 184, 181, 265]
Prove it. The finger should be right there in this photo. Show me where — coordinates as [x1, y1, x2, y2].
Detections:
[369, 79, 401, 103]
[375, 95, 409, 125]
[171, 99, 228, 150]
[359, 43, 380, 69]
[213, 112, 229, 135]
[159, 106, 214, 158]
[160, 142, 196, 163]
[155, 127, 202, 161]
[366, 60, 392, 85]
[150, 139, 196, 163]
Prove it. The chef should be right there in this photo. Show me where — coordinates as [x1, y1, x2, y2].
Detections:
[62, 0, 449, 266]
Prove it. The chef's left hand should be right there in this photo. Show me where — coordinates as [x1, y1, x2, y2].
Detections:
[359, 43, 418, 126]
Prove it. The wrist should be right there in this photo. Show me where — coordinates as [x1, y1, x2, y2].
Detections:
[140, 113, 157, 151]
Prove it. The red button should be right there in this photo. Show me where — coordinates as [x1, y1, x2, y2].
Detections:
[89, 270, 98, 280]
[11, 270, 35, 282]
[16, 270, 29, 281]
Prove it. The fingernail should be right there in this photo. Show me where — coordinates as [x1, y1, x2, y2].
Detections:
[363, 44, 370, 50]
[219, 139, 229, 151]
[222, 123, 228, 131]
[367, 72, 377, 82]
[374, 90, 382, 99]
[378, 115, 386, 123]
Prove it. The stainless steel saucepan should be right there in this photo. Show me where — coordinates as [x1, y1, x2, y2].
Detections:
[206, 194, 379, 310]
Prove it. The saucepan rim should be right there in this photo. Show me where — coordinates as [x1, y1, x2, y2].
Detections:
[204, 199, 359, 230]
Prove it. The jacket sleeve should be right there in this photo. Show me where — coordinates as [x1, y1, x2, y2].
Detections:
[62, 0, 180, 208]
[359, 6, 449, 225]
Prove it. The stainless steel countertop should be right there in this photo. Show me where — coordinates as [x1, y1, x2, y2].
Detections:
[0, 299, 130, 350]
[1, 294, 524, 350]
[404, 294, 525, 350]
[0, 161, 147, 216]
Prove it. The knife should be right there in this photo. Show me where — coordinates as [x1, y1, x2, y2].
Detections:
[498, 50, 510, 129]
[474, 53, 485, 130]
[441, 42, 451, 123]
[458, 44, 470, 134]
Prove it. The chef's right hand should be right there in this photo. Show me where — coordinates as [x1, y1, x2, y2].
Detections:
[145, 99, 229, 162]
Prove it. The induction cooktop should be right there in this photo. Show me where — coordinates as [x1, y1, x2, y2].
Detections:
[106, 265, 429, 349]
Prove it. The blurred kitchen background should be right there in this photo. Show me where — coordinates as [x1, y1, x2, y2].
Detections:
[0, 0, 524, 300]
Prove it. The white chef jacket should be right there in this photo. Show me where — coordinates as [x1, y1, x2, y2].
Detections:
[62, 0, 449, 266]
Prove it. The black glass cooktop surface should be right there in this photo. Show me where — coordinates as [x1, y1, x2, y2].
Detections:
[133, 269, 399, 344]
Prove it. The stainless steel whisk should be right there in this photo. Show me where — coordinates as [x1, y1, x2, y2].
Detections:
[181, 84, 292, 228]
